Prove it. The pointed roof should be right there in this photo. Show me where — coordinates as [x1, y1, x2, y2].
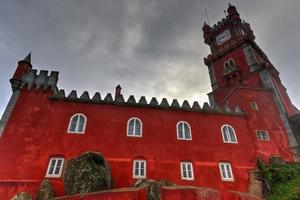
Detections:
[23, 53, 31, 64]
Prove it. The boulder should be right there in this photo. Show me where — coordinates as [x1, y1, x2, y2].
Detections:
[63, 152, 113, 195]
[36, 179, 55, 200]
[11, 192, 33, 200]
[134, 179, 175, 200]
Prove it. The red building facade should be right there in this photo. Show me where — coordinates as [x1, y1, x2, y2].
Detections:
[0, 4, 299, 200]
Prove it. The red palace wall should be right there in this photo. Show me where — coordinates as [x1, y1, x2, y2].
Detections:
[0, 85, 293, 199]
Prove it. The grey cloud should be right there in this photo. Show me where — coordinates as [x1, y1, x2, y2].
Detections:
[0, 0, 300, 116]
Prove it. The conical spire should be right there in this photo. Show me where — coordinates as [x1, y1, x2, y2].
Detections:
[22, 53, 31, 64]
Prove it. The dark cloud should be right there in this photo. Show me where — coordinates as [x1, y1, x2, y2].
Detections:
[0, 0, 300, 116]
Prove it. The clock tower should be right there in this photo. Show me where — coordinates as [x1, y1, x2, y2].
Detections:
[203, 4, 300, 154]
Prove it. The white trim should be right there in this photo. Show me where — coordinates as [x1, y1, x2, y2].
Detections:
[45, 157, 64, 178]
[221, 124, 238, 144]
[219, 162, 234, 182]
[67, 113, 87, 134]
[180, 161, 194, 180]
[127, 117, 143, 137]
[132, 159, 146, 179]
[256, 130, 270, 140]
[176, 121, 192, 140]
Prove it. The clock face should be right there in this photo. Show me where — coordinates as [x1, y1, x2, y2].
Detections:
[216, 29, 231, 46]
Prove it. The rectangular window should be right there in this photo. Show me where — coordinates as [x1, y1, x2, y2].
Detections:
[180, 162, 194, 180]
[133, 160, 146, 178]
[46, 158, 64, 178]
[219, 162, 234, 181]
[256, 130, 270, 140]
[250, 102, 259, 111]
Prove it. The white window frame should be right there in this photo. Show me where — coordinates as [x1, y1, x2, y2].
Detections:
[180, 161, 194, 180]
[219, 162, 234, 182]
[256, 130, 270, 140]
[45, 157, 64, 178]
[176, 121, 192, 140]
[250, 102, 259, 111]
[127, 117, 142, 137]
[133, 159, 146, 179]
[67, 113, 87, 134]
[221, 124, 238, 144]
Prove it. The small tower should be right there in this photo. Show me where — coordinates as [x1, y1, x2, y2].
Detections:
[10, 53, 32, 91]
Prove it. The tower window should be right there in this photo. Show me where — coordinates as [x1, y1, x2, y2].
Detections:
[46, 157, 64, 178]
[127, 118, 142, 137]
[224, 59, 237, 75]
[177, 121, 192, 140]
[221, 125, 238, 143]
[68, 113, 87, 133]
[180, 162, 194, 180]
[133, 160, 146, 178]
[256, 130, 270, 140]
[219, 162, 234, 181]
[250, 102, 259, 111]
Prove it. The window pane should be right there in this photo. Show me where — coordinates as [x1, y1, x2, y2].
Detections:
[135, 120, 141, 135]
[221, 164, 227, 178]
[223, 127, 229, 142]
[70, 115, 78, 132]
[182, 163, 187, 178]
[134, 162, 139, 175]
[187, 164, 192, 178]
[178, 123, 183, 138]
[184, 123, 190, 139]
[140, 162, 145, 176]
[54, 164, 61, 175]
[226, 165, 232, 178]
[128, 120, 134, 135]
[78, 115, 85, 132]
[228, 127, 236, 142]
[48, 159, 56, 175]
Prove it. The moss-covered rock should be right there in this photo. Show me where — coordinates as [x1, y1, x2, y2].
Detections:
[63, 152, 113, 195]
[36, 179, 55, 200]
[11, 192, 33, 200]
[134, 179, 175, 200]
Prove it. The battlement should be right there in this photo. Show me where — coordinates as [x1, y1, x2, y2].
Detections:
[210, 17, 230, 34]
[50, 89, 245, 116]
[18, 69, 59, 91]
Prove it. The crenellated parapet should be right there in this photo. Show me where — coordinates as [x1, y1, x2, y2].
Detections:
[50, 89, 246, 116]
[16, 69, 59, 91]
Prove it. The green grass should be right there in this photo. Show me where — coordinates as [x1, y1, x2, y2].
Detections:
[268, 175, 300, 200]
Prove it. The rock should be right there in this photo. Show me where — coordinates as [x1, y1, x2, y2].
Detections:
[63, 152, 113, 195]
[134, 179, 175, 200]
[248, 170, 263, 198]
[11, 192, 33, 200]
[36, 179, 55, 200]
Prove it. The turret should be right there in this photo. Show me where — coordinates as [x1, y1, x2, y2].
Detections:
[10, 53, 32, 91]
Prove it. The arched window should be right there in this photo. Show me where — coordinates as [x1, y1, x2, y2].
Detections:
[224, 59, 236, 75]
[127, 118, 142, 137]
[68, 113, 86, 133]
[221, 124, 237, 143]
[177, 121, 192, 140]
[228, 59, 235, 68]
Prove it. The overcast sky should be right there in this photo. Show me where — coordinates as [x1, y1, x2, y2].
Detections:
[1, 0, 300, 116]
